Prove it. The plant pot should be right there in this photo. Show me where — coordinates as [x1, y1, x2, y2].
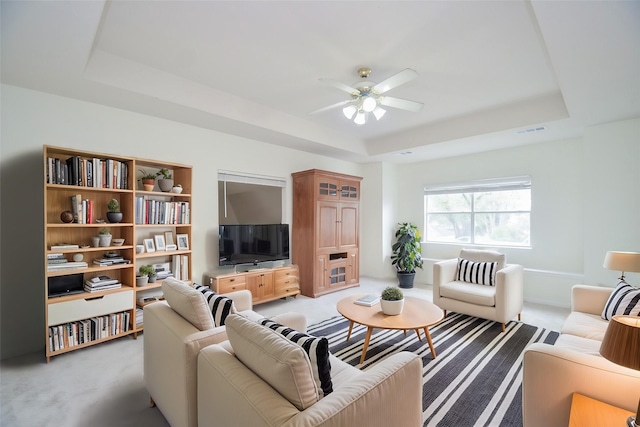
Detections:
[136, 275, 149, 287]
[106, 212, 123, 223]
[148, 273, 157, 283]
[98, 234, 112, 247]
[157, 178, 174, 192]
[381, 298, 404, 315]
[91, 236, 100, 247]
[397, 271, 416, 289]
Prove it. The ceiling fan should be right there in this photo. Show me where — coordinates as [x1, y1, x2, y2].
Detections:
[311, 67, 424, 125]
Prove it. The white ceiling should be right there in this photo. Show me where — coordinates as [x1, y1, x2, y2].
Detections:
[2, 1, 639, 163]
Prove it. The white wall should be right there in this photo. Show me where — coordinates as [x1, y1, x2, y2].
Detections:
[0, 84, 362, 359]
[387, 120, 640, 306]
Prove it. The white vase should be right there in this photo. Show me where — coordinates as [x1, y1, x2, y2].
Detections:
[98, 234, 112, 247]
[381, 298, 404, 315]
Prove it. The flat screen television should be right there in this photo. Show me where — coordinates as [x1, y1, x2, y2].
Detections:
[219, 224, 290, 266]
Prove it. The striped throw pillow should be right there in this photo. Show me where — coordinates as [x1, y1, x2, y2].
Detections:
[457, 258, 498, 286]
[259, 318, 333, 398]
[194, 284, 236, 326]
[602, 280, 640, 320]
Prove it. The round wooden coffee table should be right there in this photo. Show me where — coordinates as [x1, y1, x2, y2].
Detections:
[337, 294, 444, 364]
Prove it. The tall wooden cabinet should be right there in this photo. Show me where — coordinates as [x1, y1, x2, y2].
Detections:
[292, 169, 362, 297]
[43, 146, 192, 361]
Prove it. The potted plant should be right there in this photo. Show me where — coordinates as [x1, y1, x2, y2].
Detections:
[139, 169, 156, 191]
[380, 286, 404, 315]
[391, 222, 423, 289]
[106, 198, 123, 223]
[156, 168, 174, 192]
[98, 227, 112, 247]
[138, 264, 157, 285]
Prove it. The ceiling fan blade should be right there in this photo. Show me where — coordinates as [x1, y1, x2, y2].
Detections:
[379, 96, 424, 112]
[319, 78, 360, 96]
[373, 68, 418, 94]
[310, 99, 354, 115]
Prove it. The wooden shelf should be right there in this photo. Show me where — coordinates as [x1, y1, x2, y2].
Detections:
[44, 145, 193, 361]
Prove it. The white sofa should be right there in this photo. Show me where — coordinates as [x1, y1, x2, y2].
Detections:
[144, 277, 306, 427]
[433, 249, 524, 332]
[522, 284, 640, 427]
[196, 314, 423, 427]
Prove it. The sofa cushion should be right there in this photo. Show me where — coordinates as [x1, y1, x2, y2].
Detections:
[259, 318, 333, 397]
[161, 277, 214, 331]
[440, 280, 496, 306]
[561, 311, 609, 341]
[602, 280, 640, 320]
[554, 333, 603, 356]
[457, 258, 498, 286]
[225, 314, 319, 411]
[194, 284, 236, 326]
[460, 248, 506, 270]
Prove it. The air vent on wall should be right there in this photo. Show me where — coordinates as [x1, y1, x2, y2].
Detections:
[516, 126, 546, 134]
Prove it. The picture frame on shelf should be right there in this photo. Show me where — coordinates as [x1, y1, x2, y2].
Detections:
[144, 238, 156, 253]
[164, 231, 175, 246]
[177, 234, 189, 250]
[154, 234, 166, 251]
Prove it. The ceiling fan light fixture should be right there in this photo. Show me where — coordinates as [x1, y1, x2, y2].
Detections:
[362, 96, 377, 112]
[342, 104, 357, 119]
[354, 111, 366, 125]
[373, 107, 386, 120]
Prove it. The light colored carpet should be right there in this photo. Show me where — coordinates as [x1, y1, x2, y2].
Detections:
[0, 277, 569, 427]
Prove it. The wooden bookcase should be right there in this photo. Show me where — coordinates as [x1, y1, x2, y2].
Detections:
[291, 169, 362, 298]
[43, 146, 192, 361]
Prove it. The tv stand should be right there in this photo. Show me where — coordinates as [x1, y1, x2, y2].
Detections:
[208, 265, 300, 305]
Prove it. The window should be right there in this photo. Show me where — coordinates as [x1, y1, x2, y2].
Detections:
[424, 176, 531, 247]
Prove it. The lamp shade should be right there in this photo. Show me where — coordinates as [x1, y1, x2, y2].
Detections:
[599, 315, 640, 371]
[603, 251, 640, 274]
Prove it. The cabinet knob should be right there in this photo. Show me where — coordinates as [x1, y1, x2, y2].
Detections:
[230, 279, 235, 282]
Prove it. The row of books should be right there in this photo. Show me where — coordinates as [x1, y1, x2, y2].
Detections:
[136, 307, 144, 327]
[69, 194, 95, 224]
[46, 156, 129, 189]
[48, 310, 131, 352]
[172, 255, 189, 281]
[135, 197, 190, 225]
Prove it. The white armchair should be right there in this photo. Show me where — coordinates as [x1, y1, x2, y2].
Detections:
[144, 277, 306, 427]
[433, 249, 524, 332]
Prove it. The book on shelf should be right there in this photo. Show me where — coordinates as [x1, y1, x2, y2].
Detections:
[83, 283, 121, 293]
[92, 258, 130, 266]
[354, 294, 381, 307]
[85, 276, 120, 287]
[47, 261, 88, 271]
[50, 243, 79, 250]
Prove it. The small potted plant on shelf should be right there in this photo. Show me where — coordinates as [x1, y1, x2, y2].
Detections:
[98, 227, 112, 247]
[138, 265, 156, 286]
[171, 183, 183, 194]
[156, 168, 174, 192]
[139, 169, 156, 191]
[391, 222, 424, 289]
[380, 286, 404, 316]
[106, 198, 123, 223]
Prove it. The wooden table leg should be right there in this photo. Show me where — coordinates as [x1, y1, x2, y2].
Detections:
[360, 327, 374, 364]
[424, 327, 437, 358]
[346, 321, 355, 341]
[414, 329, 421, 341]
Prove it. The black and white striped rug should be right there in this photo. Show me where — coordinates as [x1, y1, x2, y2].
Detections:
[308, 312, 559, 427]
